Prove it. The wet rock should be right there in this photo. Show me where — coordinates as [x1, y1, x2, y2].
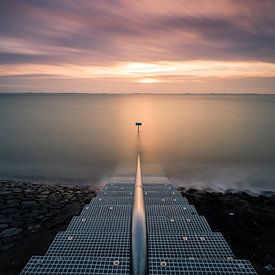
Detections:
[10, 221, 24, 228]
[40, 190, 51, 195]
[264, 264, 275, 272]
[0, 227, 22, 238]
[0, 224, 9, 230]
[21, 201, 38, 208]
[27, 224, 40, 231]
[0, 218, 13, 224]
[1, 208, 18, 215]
[0, 190, 12, 196]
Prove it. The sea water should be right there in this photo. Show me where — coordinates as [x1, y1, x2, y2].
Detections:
[0, 94, 274, 194]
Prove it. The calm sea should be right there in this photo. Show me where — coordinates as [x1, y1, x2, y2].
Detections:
[0, 94, 275, 194]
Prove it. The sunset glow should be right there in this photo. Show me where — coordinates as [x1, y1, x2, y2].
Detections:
[1, 1, 275, 93]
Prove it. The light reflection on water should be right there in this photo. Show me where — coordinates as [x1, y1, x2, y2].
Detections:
[0, 94, 274, 194]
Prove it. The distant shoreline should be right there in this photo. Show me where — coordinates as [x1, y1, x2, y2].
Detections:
[1, 92, 275, 96]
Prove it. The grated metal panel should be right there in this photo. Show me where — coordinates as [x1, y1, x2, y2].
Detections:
[80, 204, 132, 217]
[147, 205, 198, 216]
[46, 232, 130, 257]
[147, 216, 212, 234]
[143, 191, 182, 197]
[89, 196, 188, 205]
[80, 204, 197, 217]
[109, 176, 171, 184]
[149, 258, 257, 274]
[66, 216, 130, 232]
[21, 180, 258, 275]
[89, 197, 133, 205]
[103, 184, 176, 192]
[97, 191, 134, 197]
[97, 191, 182, 198]
[148, 233, 234, 259]
[21, 256, 129, 274]
[145, 197, 189, 205]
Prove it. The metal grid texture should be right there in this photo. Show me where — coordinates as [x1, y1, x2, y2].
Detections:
[147, 216, 212, 234]
[21, 256, 129, 274]
[80, 204, 197, 217]
[66, 216, 130, 233]
[89, 197, 133, 205]
[46, 232, 130, 257]
[97, 191, 182, 198]
[21, 180, 257, 275]
[109, 176, 171, 184]
[148, 258, 257, 274]
[80, 205, 132, 217]
[147, 205, 198, 216]
[143, 191, 182, 198]
[148, 233, 234, 259]
[103, 184, 176, 192]
[144, 197, 189, 205]
[91, 196, 188, 205]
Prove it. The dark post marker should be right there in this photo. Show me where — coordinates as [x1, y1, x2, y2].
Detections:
[135, 122, 142, 134]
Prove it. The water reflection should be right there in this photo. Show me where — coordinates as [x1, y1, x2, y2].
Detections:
[0, 94, 274, 193]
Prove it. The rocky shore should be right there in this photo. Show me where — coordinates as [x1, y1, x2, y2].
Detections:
[0, 180, 95, 274]
[179, 188, 275, 275]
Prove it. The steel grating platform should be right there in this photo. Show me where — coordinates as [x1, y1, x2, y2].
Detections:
[146, 205, 198, 216]
[46, 231, 233, 260]
[21, 177, 257, 274]
[21, 256, 257, 275]
[149, 258, 257, 274]
[103, 183, 176, 192]
[148, 216, 212, 234]
[80, 204, 197, 217]
[88, 196, 189, 205]
[80, 204, 132, 217]
[97, 191, 182, 198]
[148, 233, 234, 259]
[67, 216, 130, 232]
[46, 232, 130, 257]
[21, 256, 129, 274]
[66, 216, 210, 234]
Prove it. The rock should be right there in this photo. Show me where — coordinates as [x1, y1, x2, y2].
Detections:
[0, 227, 22, 238]
[25, 189, 35, 194]
[10, 221, 24, 227]
[1, 207, 18, 214]
[264, 264, 275, 272]
[0, 218, 13, 224]
[40, 190, 51, 195]
[21, 201, 38, 208]
[0, 190, 12, 196]
[0, 224, 9, 230]
[0, 242, 15, 251]
[5, 200, 20, 207]
[27, 224, 40, 231]
[35, 215, 45, 220]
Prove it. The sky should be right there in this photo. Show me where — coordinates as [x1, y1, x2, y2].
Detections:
[0, 0, 275, 93]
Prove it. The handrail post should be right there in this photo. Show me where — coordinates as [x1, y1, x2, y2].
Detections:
[131, 153, 148, 275]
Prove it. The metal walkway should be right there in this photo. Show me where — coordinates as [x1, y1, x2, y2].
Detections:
[21, 179, 257, 274]
[21, 152, 257, 274]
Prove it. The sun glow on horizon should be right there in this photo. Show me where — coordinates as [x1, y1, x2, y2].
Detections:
[1, 61, 275, 85]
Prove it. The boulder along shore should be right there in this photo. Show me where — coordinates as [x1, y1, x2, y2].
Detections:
[0, 180, 274, 274]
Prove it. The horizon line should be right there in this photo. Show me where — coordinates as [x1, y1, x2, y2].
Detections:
[0, 92, 275, 96]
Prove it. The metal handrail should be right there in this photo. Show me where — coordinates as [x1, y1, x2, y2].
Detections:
[130, 153, 148, 275]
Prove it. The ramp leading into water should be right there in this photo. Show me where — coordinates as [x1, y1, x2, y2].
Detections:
[21, 177, 257, 274]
